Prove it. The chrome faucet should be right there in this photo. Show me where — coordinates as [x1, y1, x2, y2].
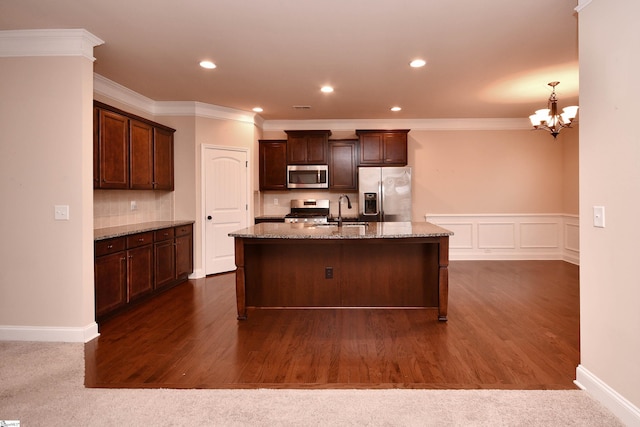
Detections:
[337, 194, 352, 226]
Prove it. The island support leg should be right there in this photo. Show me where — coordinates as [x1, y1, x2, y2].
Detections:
[234, 237, 247, 320]
[438, 236, 449, 321]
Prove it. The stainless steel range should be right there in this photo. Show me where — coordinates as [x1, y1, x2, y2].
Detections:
[284, 199, 330, 224]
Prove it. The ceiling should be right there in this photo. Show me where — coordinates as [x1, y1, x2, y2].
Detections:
[0, 0, 579, 121]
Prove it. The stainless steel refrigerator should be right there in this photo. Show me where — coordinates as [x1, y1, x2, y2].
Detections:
[358, 167, 412, 222]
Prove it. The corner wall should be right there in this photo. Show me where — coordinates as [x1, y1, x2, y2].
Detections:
[0, 31, 101, 342]
[576, 0, 640, 424]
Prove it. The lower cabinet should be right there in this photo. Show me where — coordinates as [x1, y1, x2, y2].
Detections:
[94, 223, 193, 321]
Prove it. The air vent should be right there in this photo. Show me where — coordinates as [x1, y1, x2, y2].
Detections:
[292, 105, 312, 110]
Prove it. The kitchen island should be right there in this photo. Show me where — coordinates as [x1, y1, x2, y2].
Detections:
[229, 222, 453, 321]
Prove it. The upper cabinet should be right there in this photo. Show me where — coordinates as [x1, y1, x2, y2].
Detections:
[356, 129, 409, 166]
[94, 101, 175, 190]
[259, 140, 288, 191]
[285, 130, 331, 165]
[328, 139, 357, 190]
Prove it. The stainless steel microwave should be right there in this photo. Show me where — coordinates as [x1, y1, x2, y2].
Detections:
[287, 165, 329, 189]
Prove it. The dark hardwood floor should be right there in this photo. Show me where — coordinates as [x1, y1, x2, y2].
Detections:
[85, 260, 580, 389]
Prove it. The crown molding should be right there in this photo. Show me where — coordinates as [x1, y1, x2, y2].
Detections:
[262, 118, 530, 132]
[94, 73, 261, 125]
[575, 0, 593, 13]
[0, 29, 103, 60]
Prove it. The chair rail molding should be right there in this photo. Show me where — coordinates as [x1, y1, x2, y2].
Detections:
[425, 213, 579, 264]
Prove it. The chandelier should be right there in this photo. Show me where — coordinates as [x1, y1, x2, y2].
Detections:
[529, 81, 579, 139]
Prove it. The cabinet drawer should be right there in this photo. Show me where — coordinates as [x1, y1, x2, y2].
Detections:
[127, 232, 154, 248]
[154, 227, 174, 241]
[175, 224, 192, 237]
[95, 237, 125, 257]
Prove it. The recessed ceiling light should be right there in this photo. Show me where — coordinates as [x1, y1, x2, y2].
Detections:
[409, 59, 426, 68]
[321, 86, 334, 93]
[252, 107, 263, 113]
[199, 60, 216, 69]
[390, 106, 402, 112]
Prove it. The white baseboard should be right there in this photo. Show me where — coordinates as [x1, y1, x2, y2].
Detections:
[189, 268, 206, 279]
[426, 213, 580, 264]
[0, 322, 99, 343]
[575, 364, 640, 426]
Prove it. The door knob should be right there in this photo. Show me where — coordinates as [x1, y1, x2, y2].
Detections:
[207, 215, 212, 220]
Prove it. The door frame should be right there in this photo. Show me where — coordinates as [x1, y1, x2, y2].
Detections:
[200, 144, 251, 276]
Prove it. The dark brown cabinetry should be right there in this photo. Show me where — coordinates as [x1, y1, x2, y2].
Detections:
[95, 109, 129, 189]
[94, 101, 175, 190]
[154, 224, 193, 291]
[356, 129, 409, 166]
[285, 130, 331, 164]
[125, 232, 154, 301]
[94, 223, 193, 321]
[129, 120, 154, 189]
[328, 139, 357, 190]
[259, 140, 287, 190]
[94, 238, 127, 318]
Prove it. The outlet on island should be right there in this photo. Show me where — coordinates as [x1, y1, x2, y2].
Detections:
[325, 267, 333, 279]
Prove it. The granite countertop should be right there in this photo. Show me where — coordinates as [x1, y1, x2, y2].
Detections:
[95, 220, 195, 241]
[229, 221, 453, 240]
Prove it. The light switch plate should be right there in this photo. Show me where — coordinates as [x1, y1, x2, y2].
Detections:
[593, 206, 605, 228]
[54, 205, 69, 220]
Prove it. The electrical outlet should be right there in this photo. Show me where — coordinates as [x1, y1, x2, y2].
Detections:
[54, 205, 69, 220]
[274, 198, 279, 206]
[325, 267, 333, 279]
[130, 200, 137, 211]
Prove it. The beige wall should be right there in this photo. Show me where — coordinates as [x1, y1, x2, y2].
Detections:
[0, 56, 95, 330]
[578, 0, 640, 411]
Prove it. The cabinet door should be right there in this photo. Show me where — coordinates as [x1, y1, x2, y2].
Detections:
[358, 133, 385, 165]
[259, 140, 287, 190]
[129, 120, 154, 189]
[286, 135, 308, 164]
[175, 233, 193, 279]
[305, 135, 328, 164]
[95, 251, 127, 317]
[328, 140, 357, 190]
[153, 127, 174, 190]
[154, 240, 176, 290]
[93, 107, 100, 189]
[98, 109, 129, 188]
[127, 245, 154, 302]
[383, 133, 408, 165]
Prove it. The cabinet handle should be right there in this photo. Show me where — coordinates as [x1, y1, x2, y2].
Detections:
[164, 232, 169, 236]
[138, 238, 144, 242]
[107, 244, 113, 249]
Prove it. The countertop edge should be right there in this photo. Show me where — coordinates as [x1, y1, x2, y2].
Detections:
[95, 220, 195, 241]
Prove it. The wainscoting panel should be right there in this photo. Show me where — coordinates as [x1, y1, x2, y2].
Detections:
[425, 214, 579, 264]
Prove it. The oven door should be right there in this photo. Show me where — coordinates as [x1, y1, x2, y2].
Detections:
[287, 165, 329, 189]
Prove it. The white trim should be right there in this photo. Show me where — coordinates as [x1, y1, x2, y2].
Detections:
[575, 364, 640, 426]
[425, 213, 579, 263]
[200, 145, 251, 276]
[0, 29, 103, 60]
[0, 322, 99, 343]
[575, 0, 594, 13]
[93, 73, 156, 114]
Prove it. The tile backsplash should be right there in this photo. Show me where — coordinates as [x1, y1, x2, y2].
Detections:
[94, 190, 173, 229]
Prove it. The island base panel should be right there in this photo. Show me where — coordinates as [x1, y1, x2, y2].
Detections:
[242, 240, 439, 309]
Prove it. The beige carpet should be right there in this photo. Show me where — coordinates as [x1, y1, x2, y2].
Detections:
[0, 341, 623, 427]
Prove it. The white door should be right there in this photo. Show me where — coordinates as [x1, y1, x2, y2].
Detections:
[204, 147, 248, 275]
